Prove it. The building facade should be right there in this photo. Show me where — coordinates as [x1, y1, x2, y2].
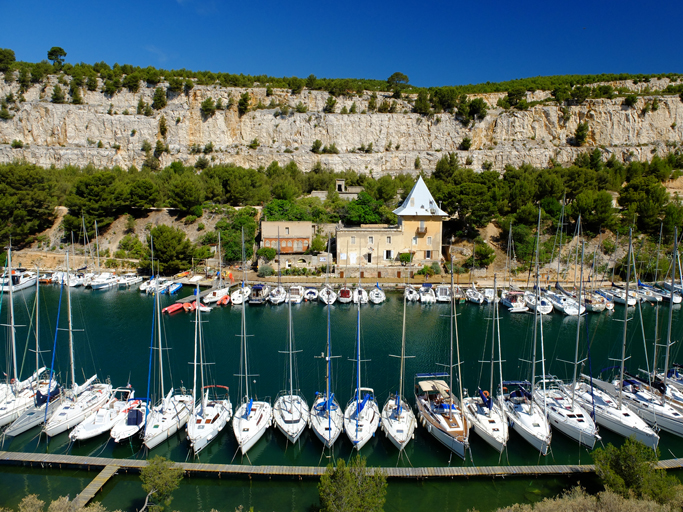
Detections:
[335, 176, 447, 269]
[261, 221, 313, 254]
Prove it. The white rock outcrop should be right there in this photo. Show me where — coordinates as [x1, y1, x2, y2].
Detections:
[0, 76, 681, 174]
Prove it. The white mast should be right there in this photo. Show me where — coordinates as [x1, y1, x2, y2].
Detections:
[7, 246, 18, 383]
[530, 209, 541, 412]
[663, 227, 677, 402]
[618, 230, 633, 410]
[191, 284, 199, 413]
[241, 228, 250, 400]
[571, 243, 585, 407]
[95, 220, 101, 271]
[66, 251, 76, 388]
[155, 255, 165, 399]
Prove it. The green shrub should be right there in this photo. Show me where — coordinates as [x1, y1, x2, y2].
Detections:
[574, 122, 589, 146]
[184, 215, 197, 225]
[257, 247, 276, 261]
[399, 252, 413, 264]
[430, 261, 441, 275]
[248, 138, 259, 149]
[201, 97, 216, 117]
[197, 222, 205, 231]
[10, 139, 23, 148]
[415, 265, 435, 276]
[459, 137, 472, 150]
[51, 85, 65, 103]
[152, 87, 167, 110]
[624, 94, 638, 107]
[602, 239, 616, 254]
[257, 264, 275, 277]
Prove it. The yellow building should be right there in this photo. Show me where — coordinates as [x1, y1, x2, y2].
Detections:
[335, 176, 447, 271]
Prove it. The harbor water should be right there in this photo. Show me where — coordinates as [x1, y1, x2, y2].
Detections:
[1, 284, 683, 510]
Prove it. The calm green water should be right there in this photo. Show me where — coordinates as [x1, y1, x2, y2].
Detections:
[1, 284, 683, 510]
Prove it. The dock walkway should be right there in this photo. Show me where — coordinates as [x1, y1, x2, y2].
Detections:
[2, 451, 682, 507]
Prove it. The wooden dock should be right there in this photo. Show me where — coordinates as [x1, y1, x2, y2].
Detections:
[2, 451, 682, 507]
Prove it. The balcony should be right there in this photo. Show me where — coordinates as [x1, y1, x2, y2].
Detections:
[416, 226, 428, 235]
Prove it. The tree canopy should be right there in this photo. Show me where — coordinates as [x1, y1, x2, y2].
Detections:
[318, 455, 387, 512]
[139, 456, 184, 512]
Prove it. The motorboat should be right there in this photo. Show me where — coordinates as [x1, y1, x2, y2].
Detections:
[318, 285, 337, 305]
[500, 290, 528, 312]
[248, 284, 270, 305]
[338, 286, 353, 304]
[69, 387, 137, 441]
[435, 284, 451, 303]
[368, 285, 386, 304]
[90, 272, 118, 290]
[166, 282, 182, 295]
[404, 284, 420, 302]
[419, 284, 436, 304]
[0, 269, 38, 292]
[288, 285, 305, 304]
[303, 287, 319, 301]
[204, 287, 231, 304]
[117, 273, 142, 288]
[523, 291, 553, 314]
[110, 399, 148, 443]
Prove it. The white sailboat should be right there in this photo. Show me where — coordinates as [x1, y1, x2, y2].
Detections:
[69, 387, 136, 441]
[463, 276, 509, 453]
[368, 284, 386, 304]
[381, 283, 417, 452]
[344, 273, 380, 450]
[0, 256, 56, 428]
[311, 243, 344, 448]
[204, 232, 232, 305]
[273, 289, 310, 444]
[504, 210, 552, 455]
[233, 229, 273, 455]
[5, 268, 62, 436]
[44, 252, 112, 437]
[143, 245, 192, 450]
[187, 286, 233, 454]
[110, 398, 148, 443]
[535, 242, 599, 448]
[415, 262, 470, 459]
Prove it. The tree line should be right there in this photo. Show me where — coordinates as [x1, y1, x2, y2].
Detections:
[2, 46, 681, 105]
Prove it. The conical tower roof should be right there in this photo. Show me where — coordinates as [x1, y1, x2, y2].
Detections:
[392, 176, 447, 217]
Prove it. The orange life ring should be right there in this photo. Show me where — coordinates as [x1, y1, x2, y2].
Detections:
[483, 390, 489, 397]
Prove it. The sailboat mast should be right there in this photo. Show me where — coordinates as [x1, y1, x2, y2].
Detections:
[325, 238, 332, 435]
[530, 209, 542, 406]
[218, 231, 223, 288]
[356, 270, 361, 408]
[156, 262, 164, 397]
[450, 260, 464, 417]
[399, 284, 407, 402]
[7, 247, 17, 382]
[651, 224, 663, 376]
[557, 197, 565, 280]
[288, 289, 294, 399]
[35, 266, 40, 376]
[191, 285, 199, 409]
[66, 251, 76, 388]
[663, 227, 677, 392]
[199, 288, 206, 411]
[241, 228, 249, 400]
[95, 220, 100, 270]
[490, 276, 496, 402]
[571, 243, 585, 407]
[618, 230, 633, 410]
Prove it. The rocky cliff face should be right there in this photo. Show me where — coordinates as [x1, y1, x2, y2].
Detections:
[0, 76, 681, 175]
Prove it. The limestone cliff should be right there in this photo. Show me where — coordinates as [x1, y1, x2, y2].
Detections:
[0, 76, 681, 174]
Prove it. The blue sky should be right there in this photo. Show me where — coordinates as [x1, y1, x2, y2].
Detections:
[1, 0, 681, 87]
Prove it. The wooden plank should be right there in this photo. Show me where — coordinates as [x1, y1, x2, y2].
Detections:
[0, 450, 674, 479]
[72, 465, 119, 509]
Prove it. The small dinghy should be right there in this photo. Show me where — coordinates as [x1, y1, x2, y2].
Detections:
[162, 303, 184, 314]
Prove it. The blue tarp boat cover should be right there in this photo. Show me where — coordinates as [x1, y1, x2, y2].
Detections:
[128, 408, 144, 426]
[245, 398, 253, 418]
[35, 386, 61, 406]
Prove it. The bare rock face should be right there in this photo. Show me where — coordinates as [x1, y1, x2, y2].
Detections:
[0, 76, 681, 175]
